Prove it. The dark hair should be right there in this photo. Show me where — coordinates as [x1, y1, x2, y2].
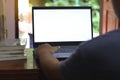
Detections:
[111, 0, 120, 19]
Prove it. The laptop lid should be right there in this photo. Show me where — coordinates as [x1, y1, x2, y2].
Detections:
[32, 7, 93, 48]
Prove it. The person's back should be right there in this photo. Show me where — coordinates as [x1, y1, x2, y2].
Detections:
[60, 29, 120, 80]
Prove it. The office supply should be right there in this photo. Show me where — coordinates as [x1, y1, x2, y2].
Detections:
[32, 6, 93, 58]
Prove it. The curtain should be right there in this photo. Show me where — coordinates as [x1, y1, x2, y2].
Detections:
[0, 0, 7, 40]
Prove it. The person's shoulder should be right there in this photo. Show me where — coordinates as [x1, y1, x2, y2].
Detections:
[99, 29, 120, 39]
[106, 29, 120, 34]
[77, 29, 120, 49]
[94, 29, 120, 40]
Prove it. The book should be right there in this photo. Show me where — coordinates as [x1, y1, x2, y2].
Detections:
[0, 46, 25, 51]
[0, 38, 26, 46]
[0, 50, 24, 55]
[0, 56, 27, 61]
[0, 39, 27, 61]
[0, 39, 26, 51]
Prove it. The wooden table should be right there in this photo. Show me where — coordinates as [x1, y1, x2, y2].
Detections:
[0, 49, 40, 80]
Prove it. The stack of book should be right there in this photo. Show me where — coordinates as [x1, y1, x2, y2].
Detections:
[0, 39, 27, 61]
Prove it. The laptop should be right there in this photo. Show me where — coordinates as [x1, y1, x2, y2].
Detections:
[32, 6, 93, 59]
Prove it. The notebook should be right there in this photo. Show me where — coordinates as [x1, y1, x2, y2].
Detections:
[32, 6, 93, 59]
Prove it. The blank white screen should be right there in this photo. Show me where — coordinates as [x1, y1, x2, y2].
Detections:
[33, 8, 92, 42]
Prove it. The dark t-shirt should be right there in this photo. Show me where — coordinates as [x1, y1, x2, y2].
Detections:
[60, 29, 120, 80]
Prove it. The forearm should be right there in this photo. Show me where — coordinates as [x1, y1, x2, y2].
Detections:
[38, 52, 60, 70]
[37, 52, 63, 80]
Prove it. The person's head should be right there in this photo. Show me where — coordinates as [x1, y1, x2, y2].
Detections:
[111, 0, 120, 19]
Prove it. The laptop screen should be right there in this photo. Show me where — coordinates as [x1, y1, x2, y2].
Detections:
[32, 7, 93, 47]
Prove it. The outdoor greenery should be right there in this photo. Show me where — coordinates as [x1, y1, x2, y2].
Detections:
[45, 0, 100, 35]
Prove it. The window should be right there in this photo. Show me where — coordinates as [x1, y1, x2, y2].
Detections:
[18, 0, 100, 48]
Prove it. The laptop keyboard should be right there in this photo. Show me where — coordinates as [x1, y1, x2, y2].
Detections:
[53, 46, 77, 58]
[55, 46, 77, 53]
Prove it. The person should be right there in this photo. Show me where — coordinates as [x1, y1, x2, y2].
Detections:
[35, 0, 120, 80]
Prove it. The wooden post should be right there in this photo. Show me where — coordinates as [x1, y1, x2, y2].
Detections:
[0, 0, 7, 40]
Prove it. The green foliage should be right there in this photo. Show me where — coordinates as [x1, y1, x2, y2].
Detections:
[45, 0, 100, 35]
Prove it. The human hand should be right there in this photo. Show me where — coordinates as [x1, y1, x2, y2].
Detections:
[35, 43, 60, 56]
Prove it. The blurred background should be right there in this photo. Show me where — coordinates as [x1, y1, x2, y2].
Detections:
[18, 0, 100, 48]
